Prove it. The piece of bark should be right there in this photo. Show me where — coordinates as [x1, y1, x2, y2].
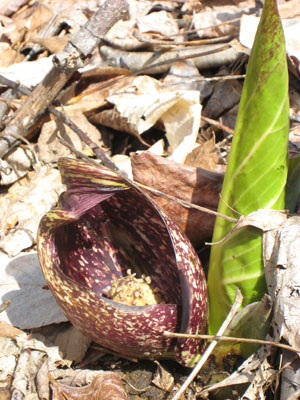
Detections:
[131, 151, 223, 248]
[0, 0, 129, 158]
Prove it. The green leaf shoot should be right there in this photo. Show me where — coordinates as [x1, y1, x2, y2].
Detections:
[207, 0, 289, 334]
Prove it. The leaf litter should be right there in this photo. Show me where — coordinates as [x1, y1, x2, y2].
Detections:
[0, 0, 300, 399]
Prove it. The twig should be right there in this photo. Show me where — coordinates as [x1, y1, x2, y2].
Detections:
[136, 182, 237, 223]
[0, 300, 11, 313]
[169, 290, 243, 400]
[164, 74, 245, 86]
[132, 30, 236, 47]
[164, 333, 300, 355]
[122, 378, 150, 393]
[201, 115, 234, 136]
[50, 108, 124, 176]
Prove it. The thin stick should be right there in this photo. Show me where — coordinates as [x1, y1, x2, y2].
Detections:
[164, 333, 300, 355]
[136, 182, 238, 223]
[0, 300, 11, 313]
[170, 290, 243, 400]
[164, 74, 245, 85]
[201, 115, 234, 136]
[132, 30, 236, 47]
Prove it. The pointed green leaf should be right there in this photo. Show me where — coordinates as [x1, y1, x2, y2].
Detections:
[208, 0, 289, 334]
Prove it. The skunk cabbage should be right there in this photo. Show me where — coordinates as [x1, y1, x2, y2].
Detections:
[37, 158, 208, 367]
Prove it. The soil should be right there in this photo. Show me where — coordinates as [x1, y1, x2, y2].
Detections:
[99, 355, 198, 399]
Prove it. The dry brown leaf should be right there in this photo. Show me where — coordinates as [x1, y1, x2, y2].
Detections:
[37, 112, 106, 163]
[162, 60, 213, 102]
[49, 370, 115, 386]
[0, 332, 64, 400]
[103, 75, 201, 163]
[0, 146, 35, 186]
[28, 35, 70, 54]
[0, 336, 20, 392]
[185, 137, 220, 171]
[105, 19, 143, 50]
[129, 0, 153, 19]
[263, 215, 300, 349]
[111, 155, 133, 179]
[0, 388, 10, 400]
[131, 151, 223, 247]
[92, 108, 147, 144]
[64, 75, 135, 115]
[241, 352, 276, 399]
[0, 0, 29, 17]
[0, 44, 20, 68]
[192, 1, 255, 39]
[53, 326, 91, 365]
[22, 3, 53, 35]
[16, 0, 89, 41]
[200, 350, 275, 398]
[0, 56, 54, 87]
[51, 372, 127, 400]
[0, 165, 64, 255]
[152, 361, 174, 392]
[220, 103, 239, 130]
[36, 360, 50, 400]
[203, 78, 242, 119]
[229, 209, 288, 236]
[279, 0, 300, 19]
[240, 15, 300, 63]
[137, 10, 179, 36]
[0, 321, 24, 339]
[0, 18, 27, 61]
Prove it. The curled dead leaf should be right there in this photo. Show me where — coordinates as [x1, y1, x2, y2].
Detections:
[152, 361, 174, 392]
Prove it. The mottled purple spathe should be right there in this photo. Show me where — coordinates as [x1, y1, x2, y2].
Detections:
[37, 158, 208, 367]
